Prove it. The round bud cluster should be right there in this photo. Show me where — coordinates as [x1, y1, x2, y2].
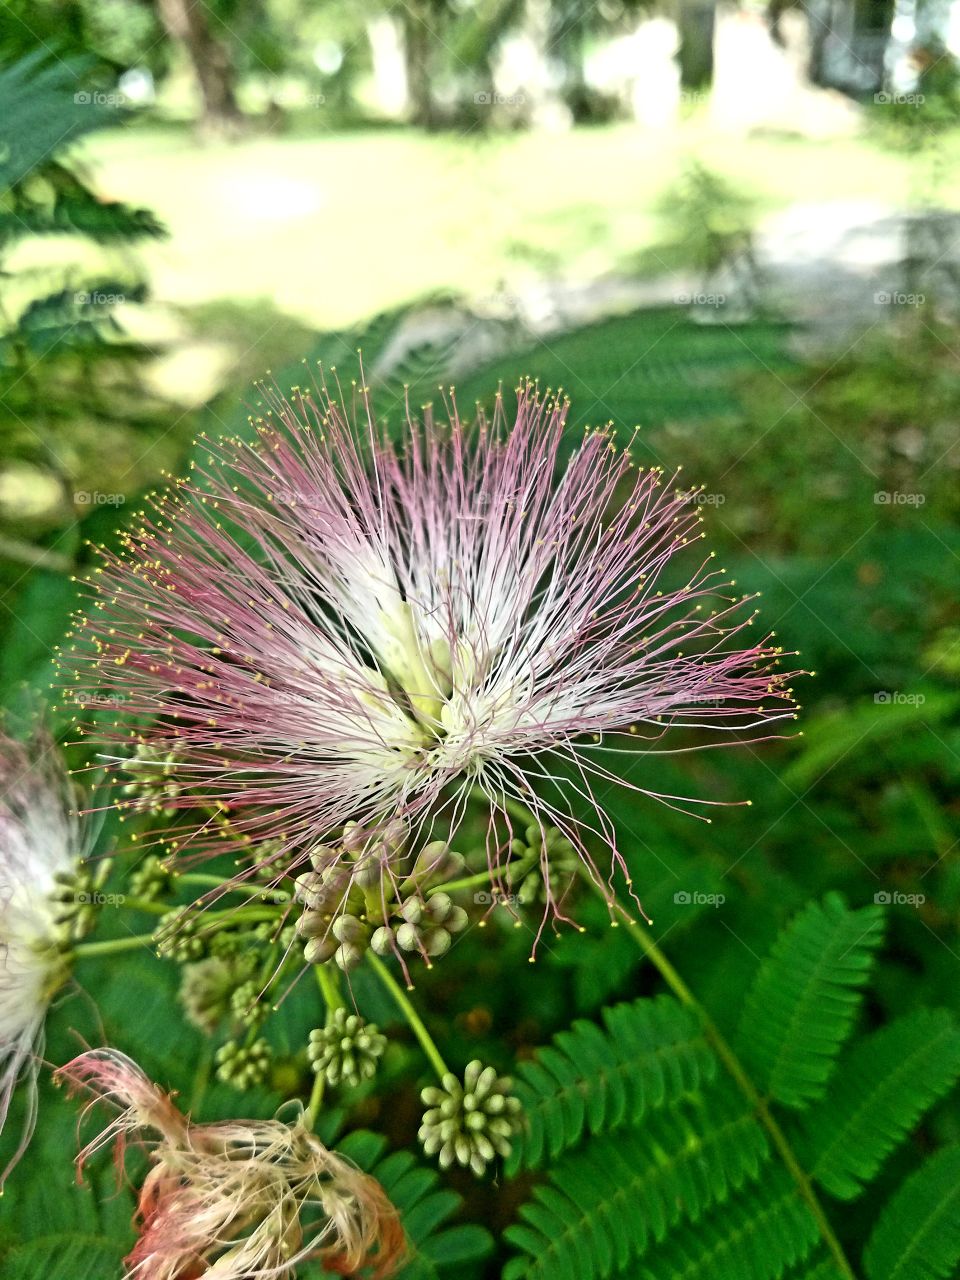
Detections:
[294, 824, 468, 972]
[370, 891, 469, 962]
[419, 1061, 522, 1177]
[180, 956, 240, 1035]
[231, 979, 270, 1030]
[308, 1009, 387, 1088]
[50, 865, 97, 943]
[294, 855, 360, 969]
[129, 854, 174, 902]
[121, 741, 180, 815]
[154, 910, 206, 961]
[507, 823, 578, 906]
[215, 1037, 273, 1089]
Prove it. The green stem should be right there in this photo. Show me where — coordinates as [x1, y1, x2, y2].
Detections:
[119, 897, 169, 915]
[366, 951, 449, 1080]
[190, 1042, 213, 1115]
[304, 1063, 325, 1131]
[178, 873, 287, 900]
[193, 906, 282, 926]
[316, 963, 345, 1015]
[598, 886, 857, 1280]
[73, 932, 157, 958]
[431, 860, 536, 897]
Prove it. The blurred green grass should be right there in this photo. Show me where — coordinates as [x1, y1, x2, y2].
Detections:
[15, 120, 957, 329]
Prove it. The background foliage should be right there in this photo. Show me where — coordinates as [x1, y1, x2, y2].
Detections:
[1, 7, 960, 1279]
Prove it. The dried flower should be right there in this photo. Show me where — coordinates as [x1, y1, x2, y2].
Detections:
[70, 378, 799, 922]
[0, 731, 89, 1183]
[56, 1048, 405, 1280]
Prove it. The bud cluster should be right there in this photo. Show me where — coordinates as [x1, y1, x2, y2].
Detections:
[308, 1008, 386, 1088]
[215, 1037, 273, 1089]
[129, 854, 174, 902]
[294, 823, 468, 971]
[419, 1061, 522, 1177]
[506, 823, 579, 906]
[179, 955, 267, 1036]
[50, 864, 98, 943]
[121, 741, 181, 815]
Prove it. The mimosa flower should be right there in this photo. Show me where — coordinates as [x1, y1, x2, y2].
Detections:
[0, 731, 87, 1183]
[69, 377, 798, 919]
[56, 1047, 404, 1280]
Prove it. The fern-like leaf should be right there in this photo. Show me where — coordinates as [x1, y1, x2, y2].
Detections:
[801, 1008, 960, 1199]
[785, 1261, 847, 1280]
[737, 893, 884, 1108]
[503, 1087, 768, 1280]
[634, 1168, 820, 1280]
[335, 1131, 492, 1279]
[508, 994, 715, 1171]
[863, 1144, 960, 1280]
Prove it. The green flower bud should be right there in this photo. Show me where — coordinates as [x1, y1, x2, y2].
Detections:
[308, 1008, 387, 1088]
[180, 956, 237, 1034]
[129, 854, 174, 903]
[400, 897, 424, 926]
[215, 1037, 272, 1089]
[154, 910, 206, 961]
[334, 941, 365, 971]
[50, 864, 97, 943]
[418, 1060, 522, 1177]
[303, 934, 337, 965]
[332, 914, 367, 945]
[396, 922, 420, 952]
[370, 925, 395, 956]
[121, 742, 180, 815]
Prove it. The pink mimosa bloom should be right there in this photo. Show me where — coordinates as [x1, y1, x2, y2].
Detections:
[0, 731, 83, 1184]
[57, 1048, 405, 1280]
[69, 378, 798, 914]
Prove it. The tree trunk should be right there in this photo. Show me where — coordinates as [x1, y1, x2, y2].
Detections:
[401, 0, 439, 128]
[154, 0, 244, 137]
[676, 0, 717, 89]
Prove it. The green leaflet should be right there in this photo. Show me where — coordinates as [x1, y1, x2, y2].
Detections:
[504, 1087, 768, 1280]
[801, 1007, 960, 1199]
[508, 994, 714, 1171]
[336, 1131, 493, 1280]
[864, 1145, 960, 1280]
[736, 893, 885, 1108]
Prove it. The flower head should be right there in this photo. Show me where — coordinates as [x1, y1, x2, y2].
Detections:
[56, 1047, 405, 1280]
[0, 730, 87, 1183]
[419, 1060, 522, 1177]
[69, 377, 798, 920]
